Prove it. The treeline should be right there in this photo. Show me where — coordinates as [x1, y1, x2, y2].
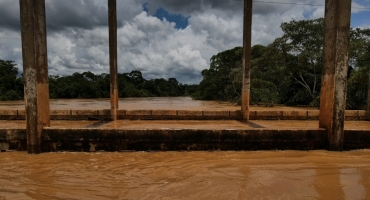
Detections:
[192, 18, 370, 110]
[0, 60, 197, 100]
[49, 71, 197, 98]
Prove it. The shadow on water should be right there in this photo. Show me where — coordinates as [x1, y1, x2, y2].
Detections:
[246, 121, 266, 128]
[238, 120, 266, 128]
[85, 119, 110, 128]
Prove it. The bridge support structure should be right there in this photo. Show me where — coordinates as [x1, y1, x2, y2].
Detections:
[319, 0, 352, 151]
[367, 67, 370, 111]
[109, 0, 118, 120]
[17, 0, 357, 153]
[19, 0, 50, 154]
[241, 0, 252, 121]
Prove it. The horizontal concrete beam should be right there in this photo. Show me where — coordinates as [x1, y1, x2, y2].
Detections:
[0, 128, 324, 151]
[1, 127, 370, 151]
[0, 110, 369, 121]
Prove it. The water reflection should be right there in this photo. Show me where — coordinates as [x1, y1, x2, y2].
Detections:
[1, 150, 370, 199]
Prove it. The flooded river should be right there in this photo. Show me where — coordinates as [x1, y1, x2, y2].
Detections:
[1, 150, 370, 199]
[0, 97, 316, 111]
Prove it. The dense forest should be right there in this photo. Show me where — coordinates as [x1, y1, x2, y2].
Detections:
[192, 18, 370, 110]
[0, 59, 197, 100]
[1, 18, 369, 110]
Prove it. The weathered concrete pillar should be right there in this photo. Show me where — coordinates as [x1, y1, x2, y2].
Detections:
[19, 0, 50, 154]
[241, 0, 252, 121]
[109, 0, 118, 120]
[319, 0, 352, 151]
[368, 68, 370, 111]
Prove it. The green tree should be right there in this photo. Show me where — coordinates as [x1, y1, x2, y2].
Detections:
[192, 47, 243, 102]
[347, 29, 370, 109]
[275, 18, 324, 105]
[0, 59, 23, 100]
[193, 18, 370, 109]
[250, 43, 286, 106]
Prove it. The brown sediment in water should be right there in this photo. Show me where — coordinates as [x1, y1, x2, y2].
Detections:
[0, 150, 370, 199]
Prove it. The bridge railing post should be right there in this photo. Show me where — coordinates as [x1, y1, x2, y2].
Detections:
[241, 0, 252, 121]
[319, 0, 352, 151]
[367, 67, 370, 111]
[19, 0, 50, 154]
[109, 0, 118, 120]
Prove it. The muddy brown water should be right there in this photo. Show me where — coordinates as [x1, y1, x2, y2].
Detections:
[0, 97, 316, 111]
[1, 150, 370, 199]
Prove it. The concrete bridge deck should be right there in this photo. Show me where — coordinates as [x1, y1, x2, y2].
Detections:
[1, 120, 370, 152]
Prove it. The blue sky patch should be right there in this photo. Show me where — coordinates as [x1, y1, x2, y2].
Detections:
[143, 3, 149, 13]
[142, 3, 189, 29]
[351, 10, 370, 28]
[154, 8, 189, 29]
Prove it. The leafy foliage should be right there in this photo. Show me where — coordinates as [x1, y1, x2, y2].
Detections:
[193, 18, 370, 109]
[0, 60, 23, 100]
[347, 28, 370, 109]
[192, 47, 243, 102]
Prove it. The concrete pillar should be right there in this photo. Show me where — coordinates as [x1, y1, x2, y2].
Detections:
[368, 68, 370, 111]
[241, 0, 252, 121]
[19, 0, 50, 154]
[319, 0, 352, 151]
[109, 0, 118, 120]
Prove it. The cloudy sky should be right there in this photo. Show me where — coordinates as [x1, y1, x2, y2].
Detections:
[0, 0, 369, 84]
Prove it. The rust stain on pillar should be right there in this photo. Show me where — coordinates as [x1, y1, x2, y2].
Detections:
[241, 0, 252, 121]
[20, 0, 50, 154]
[109, 0, 118, 120]
[319, 0, 352, 151]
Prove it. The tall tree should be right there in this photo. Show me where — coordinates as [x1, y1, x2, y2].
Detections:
[0, 59, 23, 100]
[277, 18, 324, 104]
[192, 47, 243, 102]
[193, 18, 370, 109]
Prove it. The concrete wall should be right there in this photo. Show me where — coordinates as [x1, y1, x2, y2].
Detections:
[0, 110, 368, 121]
[1, 128, 370, 152]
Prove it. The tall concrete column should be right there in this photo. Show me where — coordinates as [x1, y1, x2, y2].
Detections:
[241, 0, 252, 121]
[109, 0, 118, 120]
[319, 0, 352, 151]
[368, 68, 370, 111]
[19, 0, 50, 154]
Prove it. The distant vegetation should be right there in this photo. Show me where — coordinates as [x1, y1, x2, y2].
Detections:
[0, 60, 197, 100]
[192, 18, 370, 110]
[48, 71, 197, 98]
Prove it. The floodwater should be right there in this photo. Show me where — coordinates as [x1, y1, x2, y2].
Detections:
[0, 97, 316, 111]
[1, 150, 370, 199]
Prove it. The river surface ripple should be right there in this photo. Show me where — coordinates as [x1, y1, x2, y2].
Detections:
[1, 150, 370, 200]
